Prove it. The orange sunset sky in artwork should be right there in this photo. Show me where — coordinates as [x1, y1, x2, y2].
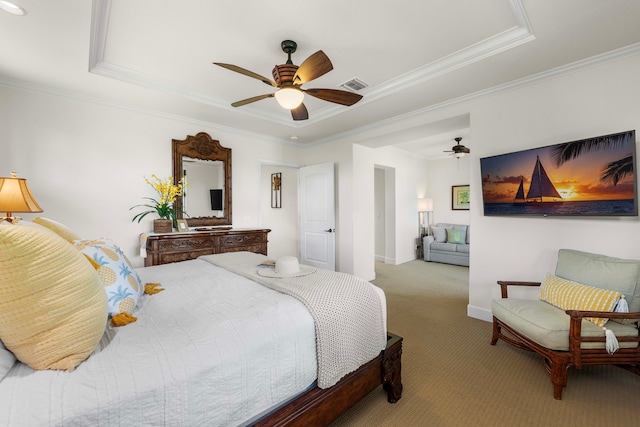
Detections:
[481, 139, 636, 204]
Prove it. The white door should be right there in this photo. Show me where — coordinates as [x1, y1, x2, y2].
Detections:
[299, 162, 335, 270]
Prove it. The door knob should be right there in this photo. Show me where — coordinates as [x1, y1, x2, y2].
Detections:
[324, 228, 335, 233]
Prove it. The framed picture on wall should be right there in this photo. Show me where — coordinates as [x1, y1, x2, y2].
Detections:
[452, 185, 470, 210]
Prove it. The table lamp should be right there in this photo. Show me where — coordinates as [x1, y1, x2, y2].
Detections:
[0, 172, 43, 223]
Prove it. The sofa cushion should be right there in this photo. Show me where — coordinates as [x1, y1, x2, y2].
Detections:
[492, 298, 638, 351]
[555, 249, 640, 315]
[456, 244, 470, 254]
[539, 274, 622, 327]
[431, 226, 446, 243]
[431, 242, 458, 252]
[446, 228, 466, 244]
[436, 223, 468, 242]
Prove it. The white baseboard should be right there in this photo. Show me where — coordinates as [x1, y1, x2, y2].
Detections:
[467, 304, 492, 322]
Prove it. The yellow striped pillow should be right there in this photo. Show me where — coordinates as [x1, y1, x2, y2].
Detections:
[0, 222, 108, 371]
[540, 274, 622, 327]
[33, 217, 81, 242]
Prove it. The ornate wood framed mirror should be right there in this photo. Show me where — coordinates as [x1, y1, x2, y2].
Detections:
[172, 132, 232, 226]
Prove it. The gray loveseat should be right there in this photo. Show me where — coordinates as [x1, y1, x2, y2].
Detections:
[422, 223, 469, 266]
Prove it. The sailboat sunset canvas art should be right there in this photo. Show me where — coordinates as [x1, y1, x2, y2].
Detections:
[480, 130, 637, 216]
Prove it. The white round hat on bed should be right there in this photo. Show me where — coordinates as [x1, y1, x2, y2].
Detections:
[257, 256, 316, 278]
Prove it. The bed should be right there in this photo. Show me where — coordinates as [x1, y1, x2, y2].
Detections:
[0, 221, 403, 426]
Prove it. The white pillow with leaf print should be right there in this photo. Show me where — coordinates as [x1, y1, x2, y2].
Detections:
[74, 239, 143, 319]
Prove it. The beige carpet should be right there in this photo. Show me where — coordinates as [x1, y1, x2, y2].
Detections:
[331, 260, 640, 427]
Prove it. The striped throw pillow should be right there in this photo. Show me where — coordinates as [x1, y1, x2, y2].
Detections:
[539, 274, 622, 327]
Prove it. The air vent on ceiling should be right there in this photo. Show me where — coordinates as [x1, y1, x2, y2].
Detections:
[339, 77, 369, 92]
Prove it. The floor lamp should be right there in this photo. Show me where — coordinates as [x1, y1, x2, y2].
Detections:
[418, 198, 433, 237]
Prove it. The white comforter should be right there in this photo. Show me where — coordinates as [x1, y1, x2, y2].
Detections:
[0, 259, 318, 426]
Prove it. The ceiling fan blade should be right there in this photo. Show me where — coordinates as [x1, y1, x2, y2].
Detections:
[291, 103, 309, 121]
[304, 88, 363, 106]
[293, 51, 333, 84]
[461, 147, 470, 153]
[213, 63, 277, 87]
[231, 93, 274, 107]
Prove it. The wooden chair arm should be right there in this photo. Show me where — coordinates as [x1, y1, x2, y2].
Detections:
[566, 310, 640, 351]
[496, 281, 541, 298]
[565, 309, 640, 321]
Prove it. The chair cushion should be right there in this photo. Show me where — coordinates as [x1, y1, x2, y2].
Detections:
[556, 249, 640, 314]
[539, 274, 622, 327]
[492, 298, 638, 351]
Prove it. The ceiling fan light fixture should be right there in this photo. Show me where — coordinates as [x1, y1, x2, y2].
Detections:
[453, 152, 465, 159]
[274, 87, 304, 109]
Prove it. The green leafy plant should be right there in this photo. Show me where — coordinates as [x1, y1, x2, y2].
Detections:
[130, 175, 185, 222]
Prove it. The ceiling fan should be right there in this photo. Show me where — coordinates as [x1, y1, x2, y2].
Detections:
[213, 40, 363, 121]
[444, 137, 470, 158]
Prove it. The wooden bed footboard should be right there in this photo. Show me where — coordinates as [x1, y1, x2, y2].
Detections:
[253, 332, 403, 426]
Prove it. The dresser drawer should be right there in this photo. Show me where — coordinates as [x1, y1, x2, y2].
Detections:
[159, 250, 212, 264]
[221, 233, 266, 247]
[157, 237, 214, 252]
[221, 244, 267, 255]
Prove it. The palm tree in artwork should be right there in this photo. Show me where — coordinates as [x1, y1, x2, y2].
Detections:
[550, 132, 634, 186]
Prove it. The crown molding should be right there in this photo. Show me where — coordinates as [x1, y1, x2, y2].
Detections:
[0, 76, 289, 145]
[310, 42, 640, 147]
[88, 0, 535, 127]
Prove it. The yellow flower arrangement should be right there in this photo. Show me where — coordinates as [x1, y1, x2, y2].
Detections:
[130, 174, 185, 222]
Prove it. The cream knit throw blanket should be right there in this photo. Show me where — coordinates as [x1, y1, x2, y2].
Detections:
[200, 252, 386, 388]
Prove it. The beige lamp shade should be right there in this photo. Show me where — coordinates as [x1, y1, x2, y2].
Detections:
[0, 172, 43, 221]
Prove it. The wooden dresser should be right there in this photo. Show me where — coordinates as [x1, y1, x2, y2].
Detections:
[143, 228, 270, 266]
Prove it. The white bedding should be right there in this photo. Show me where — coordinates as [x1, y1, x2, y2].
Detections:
[0, 259, 319, 426]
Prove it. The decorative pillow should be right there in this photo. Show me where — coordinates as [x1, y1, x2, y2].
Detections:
[539, 274, 622, 327]
[446, 228, 466, 245]
[431, 226, 446, 243]
[34, 217, 81, 242]
[0, 340, 16, 381]
[0, 223, 108, 371]
[74, 239, 143, 320]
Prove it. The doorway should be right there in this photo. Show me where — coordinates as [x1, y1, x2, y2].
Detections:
[374, 165, 396, 265]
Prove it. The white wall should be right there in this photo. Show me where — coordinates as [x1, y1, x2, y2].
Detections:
[462, 54, 640, 321]
[426, 156, 471, 226]
[374, 167, 386, 261]
[260, 165, 298, 259]
[0, 86, 304, 267]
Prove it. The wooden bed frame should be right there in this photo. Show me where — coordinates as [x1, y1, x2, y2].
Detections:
[254, 333, 403, 426]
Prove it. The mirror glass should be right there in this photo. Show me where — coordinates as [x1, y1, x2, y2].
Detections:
[182, 158, 224, 218]
[172, 132, 232, 227]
